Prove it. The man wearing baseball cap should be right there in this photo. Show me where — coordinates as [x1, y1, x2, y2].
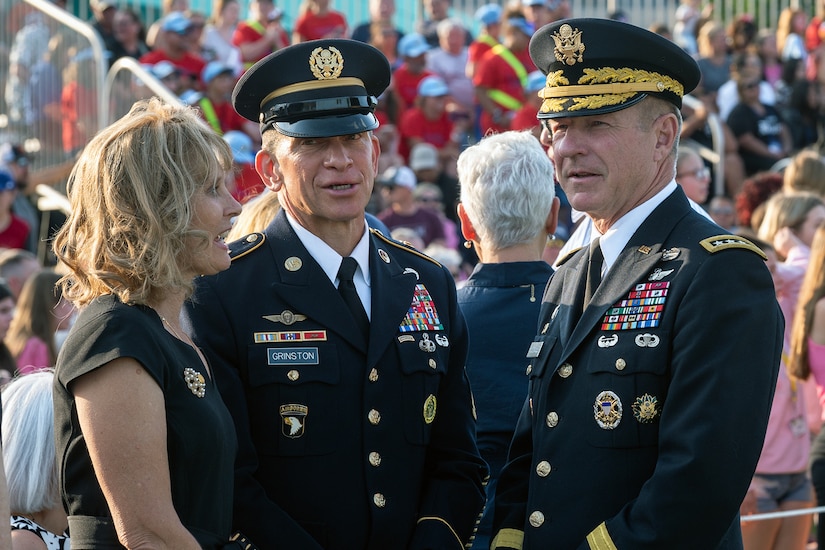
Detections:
[491, 18, 782, 550]
[473, 15, 536, 135]
[184, 39, 486, 549]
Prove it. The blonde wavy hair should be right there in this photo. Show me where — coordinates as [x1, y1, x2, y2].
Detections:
[53, 98, 233, 307]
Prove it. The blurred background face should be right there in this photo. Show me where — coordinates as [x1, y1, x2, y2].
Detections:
[794, 205, 825, 246]
[676, 152, 711, 204]
[113, 10, 139, 43]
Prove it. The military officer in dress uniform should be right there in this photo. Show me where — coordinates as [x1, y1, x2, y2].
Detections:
[182, 39, 487, 549]
[490, 19, 783, 550]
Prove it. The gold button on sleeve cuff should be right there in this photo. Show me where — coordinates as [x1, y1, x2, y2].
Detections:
[586, 522, 618, 550]
[491, 528, 524, 549]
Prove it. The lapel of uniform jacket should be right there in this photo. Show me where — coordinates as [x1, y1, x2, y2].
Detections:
[267, 211, 369, 352]
[366, 233, 419, 368]
[561, 188, 691, 359]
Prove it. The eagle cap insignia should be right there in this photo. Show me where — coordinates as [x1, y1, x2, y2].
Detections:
[552, 24, 585, 66]
[310, 46, 344, 80]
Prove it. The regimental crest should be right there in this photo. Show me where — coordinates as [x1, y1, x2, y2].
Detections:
[552, 24, 584, 66]
[632, 393, 659, 423]
[310, 46, 344, 80]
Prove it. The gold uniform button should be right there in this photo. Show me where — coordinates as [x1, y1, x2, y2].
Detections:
[545, 411, 559, 428]
[526, 364, 532, 376]
[558, 363, 573, 378]
[287, 369, 299, 381]
[529, 510, 545, 527]
[428, 358, 437, 369]
[536, 461, 552, 477]
[369, 368, 379, 382]
[616, 358, 627, 371]
[373, 493, 386, 508]
[369, 452, 382, 467]
[368, 409, 381, 425]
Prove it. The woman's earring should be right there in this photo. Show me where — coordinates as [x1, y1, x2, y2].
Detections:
[463, 240, 473, 249]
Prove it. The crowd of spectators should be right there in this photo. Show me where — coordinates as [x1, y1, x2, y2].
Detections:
[7, 0, 825, 546]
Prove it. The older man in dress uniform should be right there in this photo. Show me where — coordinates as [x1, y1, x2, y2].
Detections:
[183, 39, 486, 549]
[490, 19, 783, 550]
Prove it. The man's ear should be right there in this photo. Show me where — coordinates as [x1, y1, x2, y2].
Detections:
[653, 112, 679, 162]
[256, 149, 282, 192]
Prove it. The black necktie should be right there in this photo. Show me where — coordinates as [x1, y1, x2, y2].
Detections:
[337, 257, 370, 337]
[583, 237, 603, 311]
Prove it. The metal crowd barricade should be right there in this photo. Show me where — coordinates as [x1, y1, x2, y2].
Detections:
[741, 505, 825, 522]
[3, 0, 107, 178]
[106, 56, 184, 124]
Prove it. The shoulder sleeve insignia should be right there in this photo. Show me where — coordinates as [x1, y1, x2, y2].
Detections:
[370, 228, 442, 268]
[555, 246, 584, 267]
[699, 235, 767, 260]
[230, 233, 266, 262]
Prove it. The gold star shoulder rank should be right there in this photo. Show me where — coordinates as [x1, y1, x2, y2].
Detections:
[370, 228, 442, 268]
[230, 233, 266, 262]
[699, 234, 767, 260]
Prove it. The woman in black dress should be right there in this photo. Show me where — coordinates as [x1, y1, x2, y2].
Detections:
[52, 97, 241, 549]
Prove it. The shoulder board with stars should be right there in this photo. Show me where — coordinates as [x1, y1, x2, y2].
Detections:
[699, 235, 767, 260]
[370, 228, 442, 268]
[556, 246, 584, 267]
[230, 233, 266, 262]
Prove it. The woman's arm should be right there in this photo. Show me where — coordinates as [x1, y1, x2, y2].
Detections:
[73, 357, 201, 550]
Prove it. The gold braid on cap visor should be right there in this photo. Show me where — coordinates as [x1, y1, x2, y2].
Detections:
[538, 67, 685, 113]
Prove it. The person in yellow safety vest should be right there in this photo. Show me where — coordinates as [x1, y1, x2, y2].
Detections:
[472, 15, 536, 136]
[232, 0, 289, 71]
[197, 61, 260, 143]
[467, 3, 503, 80]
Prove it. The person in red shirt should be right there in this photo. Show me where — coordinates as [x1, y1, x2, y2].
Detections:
[467, 3, 502, 79]
[222, 131, 264, 204]
[196, 61, 259, 141]
[232, 0, 289, 70]
[0, 170, 29, 250]
[393, 33, 433, 111]
[61, 50, 98, 157]
[511, 70, 546, 138]
[292, 0, 348, 43]
[139, 12, 206, 90]
[398, 75, 458, 168]
[473, 16, 536, 136]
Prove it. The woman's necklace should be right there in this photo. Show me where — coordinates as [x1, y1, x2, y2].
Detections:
[160, 315, 212, 379]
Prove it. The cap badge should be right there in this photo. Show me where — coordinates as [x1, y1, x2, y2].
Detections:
[309, 46, 344, 80]
[552, 24, 585, 66]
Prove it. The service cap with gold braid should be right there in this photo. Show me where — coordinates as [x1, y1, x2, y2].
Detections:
[232, 39, 391, 138]
[529, 18, 701, 119]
